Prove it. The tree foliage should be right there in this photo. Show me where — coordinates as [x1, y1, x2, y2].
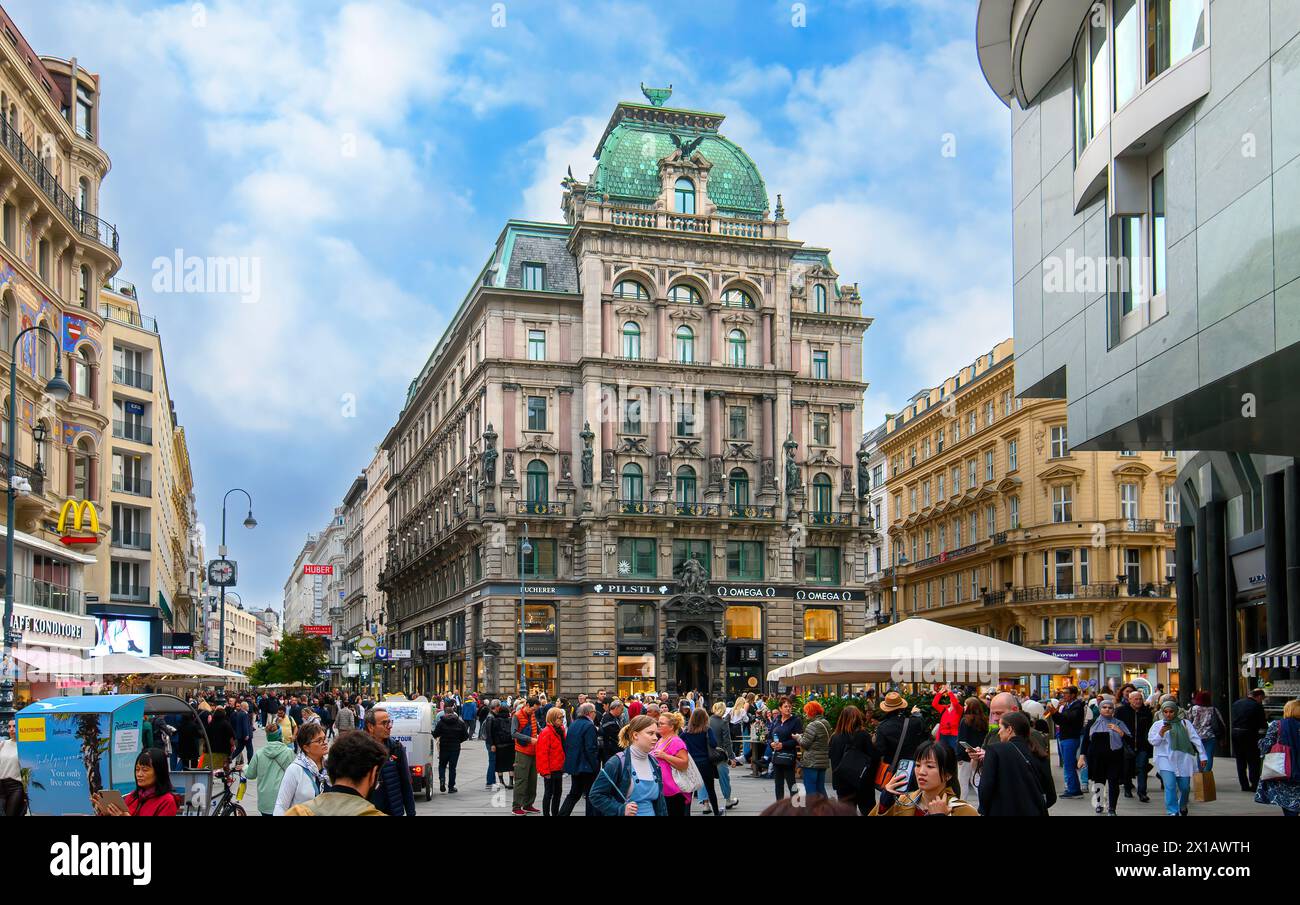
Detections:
[245, 633, 327, 686]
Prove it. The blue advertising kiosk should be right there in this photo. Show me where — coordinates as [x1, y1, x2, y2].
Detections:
[16, 693, 212, 815]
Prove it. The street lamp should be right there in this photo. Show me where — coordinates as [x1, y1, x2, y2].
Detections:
[519, 524, 531, 699]
[217, 488, 256, 677]
[2, 325, 73, 739]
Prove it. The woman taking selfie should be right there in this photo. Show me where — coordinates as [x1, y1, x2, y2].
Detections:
[870, 739, 978, 816]
[589, 715, 667, 816]
[93, 748, 178, 816]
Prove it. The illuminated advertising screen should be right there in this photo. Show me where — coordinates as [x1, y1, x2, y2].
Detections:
[95, 616, 153, 656]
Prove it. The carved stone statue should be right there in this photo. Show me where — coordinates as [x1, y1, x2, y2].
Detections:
[663, 637, 678, 656]
[784, 434, 802, 497]
[677, 556, 708, 595]
[857, 440, 871, 498]
[580, 421, 594, 487]
[481, 424, 498, 486]
[710, 635, 727, 661]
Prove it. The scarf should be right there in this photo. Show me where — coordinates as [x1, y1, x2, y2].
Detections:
[1162, 710, 1196, 757]
[1089, 715, 1129, 751]
[293, 752, 326, 794]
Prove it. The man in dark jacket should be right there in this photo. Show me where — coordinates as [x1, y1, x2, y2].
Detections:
[1231, 688, 1269, 791]
[557, 702, 600, 816]
[487, 700, 514, 789]
[433, 702, 469, 793]
[1052, 686, 1086, 798]
[230, 702, 254, 763]
[871, 693, 928, 790]
[977, 730, 1054, 816]
[364, 705, 417, 816]
[597, 702, 623, 763]
[1116, 690, 1154, 801]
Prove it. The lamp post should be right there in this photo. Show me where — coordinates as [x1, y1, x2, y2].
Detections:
[519, 524, 531, 699]
[217, 488, 256, 681]
[2, 325, 72, 739]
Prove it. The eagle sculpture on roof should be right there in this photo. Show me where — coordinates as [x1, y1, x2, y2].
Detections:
[670, 132, 705, 157]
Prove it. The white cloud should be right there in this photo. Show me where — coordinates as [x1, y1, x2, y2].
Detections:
[520, 115, 606, 222]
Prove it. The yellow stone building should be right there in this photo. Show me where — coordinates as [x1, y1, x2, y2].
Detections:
[88, 278, 200, 653]
[880, 339, 1181, 696]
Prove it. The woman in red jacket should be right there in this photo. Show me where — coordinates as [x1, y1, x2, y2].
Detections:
[932, 685, 964, 756]
[535, 707, 568, 816]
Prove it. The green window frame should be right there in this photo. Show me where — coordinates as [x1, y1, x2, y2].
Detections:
[729, 468, 750, 507]
[618, 537, 657, 578]
[729, 406, 747, 440]
[675, 466, 697, 505]
[527, 396, 547, 431]
[520, 539, 556, 578]
[622, 464, 644, 501]
[805, 546, 840, 585]
[526, 460, 548, 503]
[622, 321, 641, 359]
[814, 284, 827, 313]
[527, 329, 546, 361]
[522, 263, 545, 291]
[672, 539, 711, 578]
[812, 350, 828, 379]
[726, 541, 763, 581]
[674, 178, 696, 215]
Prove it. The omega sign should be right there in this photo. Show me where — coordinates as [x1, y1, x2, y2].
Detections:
[9, 612, 85, 640]
[714, 585, 777, 598]
[796, 590, 856, 601]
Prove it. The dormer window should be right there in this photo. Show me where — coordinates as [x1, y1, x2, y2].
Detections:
[674, 177, 696, 215]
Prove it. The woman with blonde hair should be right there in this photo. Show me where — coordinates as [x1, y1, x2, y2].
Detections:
[653, 710, 693, 816]
[588, 715, 666, 816]
[1255, 699, 1300, 817]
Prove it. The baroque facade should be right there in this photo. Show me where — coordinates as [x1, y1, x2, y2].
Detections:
[378, 89, 873, 700]
[879, 339, 1179, 695]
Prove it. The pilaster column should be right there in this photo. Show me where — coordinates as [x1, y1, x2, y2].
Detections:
[761, 312, 772, 368]
[656, 302, 668, 361]
[557, 386, 574, 489]
[89, 453, 99, 501]
[601, 299, 613, 356]
[709, 304, 722, 364]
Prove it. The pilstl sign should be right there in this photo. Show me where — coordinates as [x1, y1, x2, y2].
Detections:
[57, 499, 100, 546]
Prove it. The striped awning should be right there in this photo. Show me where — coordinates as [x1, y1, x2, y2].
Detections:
[1243, 642, 1300, 673]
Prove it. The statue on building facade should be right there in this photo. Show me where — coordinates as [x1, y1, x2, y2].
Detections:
[857, 441, 871, 499]
[481, 424, 498, 486]
[784, 434, 802, 497]
[580, 421, 594, 487]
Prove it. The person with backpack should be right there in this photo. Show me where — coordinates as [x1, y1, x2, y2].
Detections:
[245, 724, 295, 816]
[433, 701, 469, 793]
[829, 704, 875, 814]
[588, 715, 667, 816]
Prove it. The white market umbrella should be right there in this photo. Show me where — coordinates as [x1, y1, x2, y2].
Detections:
[10, 647, 93, 675]
[50, 652, 193, 677]
[767, 617, 1071, 685]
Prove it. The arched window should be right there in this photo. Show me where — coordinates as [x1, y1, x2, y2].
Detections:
[722, 288, 754, 309]
[73, 438, 93, 498]
[675, 466, 697, 505]
[1007, 625, 1025, 646]
[814, 284, 827, 313]
[812, 473, 833, 514]
[727, 329, 747, 366]
[668, 284, 701, 305]
[1118, 620, 1152, 644]
[675, 325, 695, 363]
[613, 280, 649, 300]
[674, 177, 696, 215]
[526, 459, 549, 505]
[75, 347, 93, 398]
[621, 321, 641, 359]
[621, 463, 644, 502]
[729, 468, 750, 507]
[37, 320, 51, 378]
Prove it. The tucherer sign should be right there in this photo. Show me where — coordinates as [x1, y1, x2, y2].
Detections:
[303, 564, 334, 575]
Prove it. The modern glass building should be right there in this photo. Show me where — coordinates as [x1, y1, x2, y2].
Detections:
[976, 0, 1300, 715]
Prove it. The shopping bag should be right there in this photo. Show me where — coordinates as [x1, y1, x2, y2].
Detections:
[1192, 769, 1216, 802]
[1261, 743, 1291, 782]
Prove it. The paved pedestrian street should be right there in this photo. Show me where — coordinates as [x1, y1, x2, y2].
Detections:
[238, 727, 1274, 817]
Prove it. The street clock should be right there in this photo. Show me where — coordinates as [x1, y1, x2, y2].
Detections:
[207, 559, 237, 587]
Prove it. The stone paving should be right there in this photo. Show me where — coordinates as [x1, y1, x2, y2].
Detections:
[237, 726, 1277, 816]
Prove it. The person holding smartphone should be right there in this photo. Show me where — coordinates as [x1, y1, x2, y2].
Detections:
[1148, 700, 1207, 816]
[870, 740, 978, 816]
[93, 748, 177, 816]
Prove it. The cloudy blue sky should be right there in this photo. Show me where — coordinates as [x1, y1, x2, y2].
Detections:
[8, 0, 1012, 611]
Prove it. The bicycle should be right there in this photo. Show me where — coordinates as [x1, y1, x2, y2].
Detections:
[210, 767, 248, 816]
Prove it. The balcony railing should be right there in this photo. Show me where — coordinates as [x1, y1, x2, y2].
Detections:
[806, 511, 853, 527]
[728, 504, 775, 520]
[0, 113, 119, 253]
[113, 366, 153, 391]
[0, 571, 84, 614]
[603, 204, 775, 239]
[1124, 519, 1156, 533]
[1163, 521, 1179, 533]
[991, 531, 1009, 546]
[103, 276, 137, 298]
[111, 531, 151, 550]
[99, 304, 158, 333]
[515, 500, 567, 516]
[618, 499, 667, 515]
[674, 502, 721, 518]
[110, 585, 150, 603]
[111, 476, 152, 497]
[113, 421, 153, 444]
[1012, 583, 1121, 603]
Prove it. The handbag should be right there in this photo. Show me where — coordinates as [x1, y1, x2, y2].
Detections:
[1261, 740, 1291, 782]
[709, 745, 729, 765]
[873, 718, 912, 790]
[669, 751, 704, 794]
[833, 745, 872, 792]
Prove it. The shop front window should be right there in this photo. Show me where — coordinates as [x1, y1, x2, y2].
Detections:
[523, 603, 556, 634]
[617, 655, 656, 699]
[617, 603, 656, 640]
[803, 608, 838, 644]
[724, 605, 762, 639]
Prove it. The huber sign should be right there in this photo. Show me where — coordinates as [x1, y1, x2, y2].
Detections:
[303, 564, 334, 575]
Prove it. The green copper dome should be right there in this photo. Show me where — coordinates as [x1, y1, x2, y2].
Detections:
[592, 101, 769, 217]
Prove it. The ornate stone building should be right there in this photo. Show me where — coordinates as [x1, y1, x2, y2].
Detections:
[880, 339, 1180, 696]
[378, 88, 873, 700]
